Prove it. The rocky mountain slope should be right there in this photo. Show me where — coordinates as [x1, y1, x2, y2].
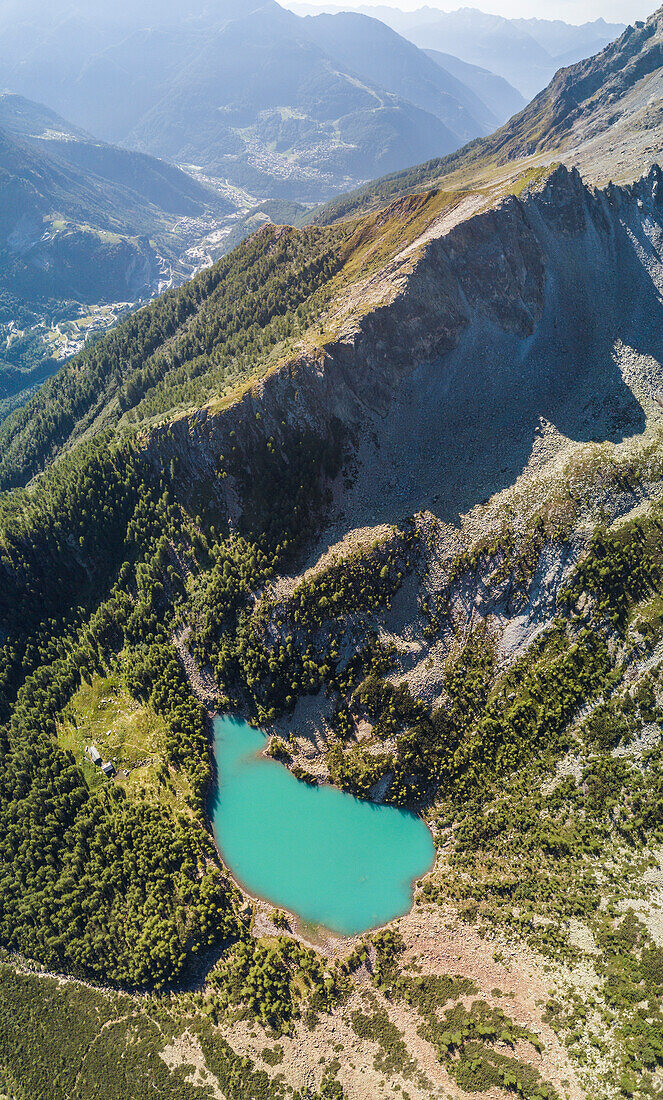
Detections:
[4, 11, 663, 1100]
[3, 138, 663, 1097]
[136, 165, 656, 530]
[464, 8, 663, 186]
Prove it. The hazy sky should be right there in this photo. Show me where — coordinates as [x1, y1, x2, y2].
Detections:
[285, 0, 655, 23]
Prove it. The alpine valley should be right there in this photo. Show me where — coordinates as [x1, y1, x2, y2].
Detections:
[0, 0, 528, 420]
[5, 8, 663, 1100]
[0, 91, 239, 419]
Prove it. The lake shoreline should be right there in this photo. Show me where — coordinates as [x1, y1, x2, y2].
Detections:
[207, 714, 436, 942]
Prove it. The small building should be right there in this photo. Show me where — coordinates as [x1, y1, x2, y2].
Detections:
[101, 761, 115, 778]
[87, 745, 102, 766]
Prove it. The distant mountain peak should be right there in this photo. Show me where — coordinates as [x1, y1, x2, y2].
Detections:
[308, 6, 663, 224]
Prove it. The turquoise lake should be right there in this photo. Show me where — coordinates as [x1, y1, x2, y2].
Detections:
[209, 716, 435, 936]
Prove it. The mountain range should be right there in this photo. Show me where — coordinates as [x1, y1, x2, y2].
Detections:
[5, 9, 663, 1100]
[310, 9, 663, 224]
[290, 3, 625, 96]
[0, 0, 524, 200]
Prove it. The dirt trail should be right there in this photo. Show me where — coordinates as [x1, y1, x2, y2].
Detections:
[174, 626, 218, 706]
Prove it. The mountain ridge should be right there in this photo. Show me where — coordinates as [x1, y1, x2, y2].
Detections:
[300, 11, 502, 135]
[4, 10, 663, 1100]
[289, 3, 625, 96]
[424, 48, 526, 123]
[0, 93, 227, 218]
[306, 6, 663, 224]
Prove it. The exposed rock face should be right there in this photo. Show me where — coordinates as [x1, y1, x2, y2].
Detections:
[528, 11, 663, 148]
[144, 163, 663, 542]
[466, 6, 663, 185]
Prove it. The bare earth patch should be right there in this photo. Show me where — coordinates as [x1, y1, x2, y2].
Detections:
[160, 1031, 226, 1098]
[208, 899, 585, 1100]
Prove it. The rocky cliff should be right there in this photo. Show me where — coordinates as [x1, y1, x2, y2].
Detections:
[146, 163, 662, 539]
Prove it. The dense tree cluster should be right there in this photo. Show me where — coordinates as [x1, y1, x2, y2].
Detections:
[189, 512, 414, 728]
[192, 537, 274, 653]
[0, 621, 237, 985]
[281, 529, 412, 630]
[125, 640, 209, 802]
[209, 934, 342, 1033]
[561, 519, 663, 627]
[0, 437, 243, 985]
[226, 421, 347, 550]
[324, 614, 612, 809]
[0, 222, 350, 491]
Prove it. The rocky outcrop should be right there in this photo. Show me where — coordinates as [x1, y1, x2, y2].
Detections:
[142, 164, 663, 537]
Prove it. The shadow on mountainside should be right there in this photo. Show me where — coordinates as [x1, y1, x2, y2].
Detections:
[333, 161, 663, 532]
[334, 285, 652, 533]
